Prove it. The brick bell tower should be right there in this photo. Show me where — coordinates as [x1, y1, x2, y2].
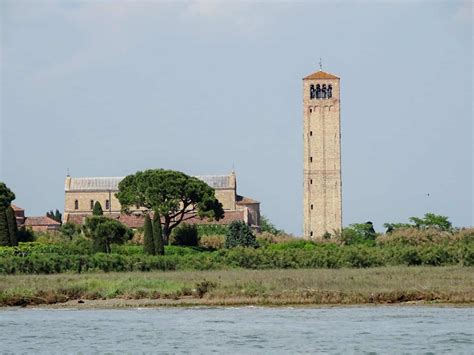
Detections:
[303, 67, 342, 239]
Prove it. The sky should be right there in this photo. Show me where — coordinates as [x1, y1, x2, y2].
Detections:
[1, 0, 472, 235]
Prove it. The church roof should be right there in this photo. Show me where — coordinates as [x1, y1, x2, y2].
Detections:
[66, 174, 234, 191]
[66, 177, 123, 191]
[195, 175, 231, 189]
[303, 70, 339, 80]
[24, 216, 61, 227]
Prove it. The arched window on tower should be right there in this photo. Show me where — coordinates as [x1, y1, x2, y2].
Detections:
[321, 84, 327, 99]
[74, 200, 79, 210]
[316, 84, 321, 99]
[328, 84, 333, 98]
[310, 84, 315, 99]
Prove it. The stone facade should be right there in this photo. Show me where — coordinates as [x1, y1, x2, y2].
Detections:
[63, 172, 260, 229]
[303, 70, 342, 239]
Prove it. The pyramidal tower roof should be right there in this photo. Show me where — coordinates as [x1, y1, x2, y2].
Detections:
[303, 70, 339, 80]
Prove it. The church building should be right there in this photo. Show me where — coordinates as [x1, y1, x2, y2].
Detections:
[63, 172, 260, 229]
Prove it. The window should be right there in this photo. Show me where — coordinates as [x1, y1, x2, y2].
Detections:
[106, 200, 110, 210]
[316, 84, 321, 99]
[328, 84, 333, 98]
[74, 200, 79, 210]
[90, 200, 94, 210]
[311, 204, 314, 210]
[321, 84, 327, 99]
[310, 231, 313, 237]
[310, 131, 313, 136]
[309, 107, 313, 113]
[310, 84, 315, 99]
[310, 157, 313, 163]
[310, 179, 313, 184]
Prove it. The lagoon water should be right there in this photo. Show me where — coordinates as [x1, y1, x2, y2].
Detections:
[0, 306, 472, 353]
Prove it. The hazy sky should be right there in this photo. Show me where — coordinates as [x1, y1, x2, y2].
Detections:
[1, 0, 472, 234]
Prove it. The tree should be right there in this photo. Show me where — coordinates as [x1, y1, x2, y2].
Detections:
[143, 214, 155, 255]
[5, 206, 18, 246]
[93, 220, 128, 253]
[92, 201, 104, 216]
[409, 213, 452, 231]
[0, 209, 9, 246]
[340, 222, 377, 245]
[46, 209, 62, 224]
[225, 220, 258, 248]
[0, 182, 15, 209]
[85, 216, 130, 253]
[0, 182, 16, 246]
[152, 212, 164, 255]
[60, 222, 81, 240]
[116, 169, 224, 250]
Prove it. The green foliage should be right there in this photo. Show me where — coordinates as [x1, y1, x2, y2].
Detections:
[46, 210, 62, 224]
[171, 223, 199, 246]
[116, 169, 225, 242]
[0, 206, 18, 247]
[6, 206, 18, 246]
[409, 213, 452, 231]
[0, 240, 472, 274]
[197, 224, 228, 236]
[93, 219, 130, 254]
[17, 227, 35, 243]
[143, 214, 155, 255]
[0, 182, 15, 208]
[92, 202, 104, 216]
[339, 222, 377, 246]
[152, 212, 164, 255]
[60, 222, 81, 241]
[0, 208, 9, 246]
[84, 216, 131, 254]
[225, 221, 258, 248]
[384, 213, 452, 233]
[259, 215, 281, 235]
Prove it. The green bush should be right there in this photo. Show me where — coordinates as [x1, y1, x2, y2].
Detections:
[225, 221, 258, 249]
[171, 223, 199, 246]
[197, 224, 228, 236]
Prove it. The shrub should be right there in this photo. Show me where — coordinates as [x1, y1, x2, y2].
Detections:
[225, 221, 259, 248]
[171, 223, 199, 246]
[197, 224, 228, 236]
[199, 235, 225, 249]
[60, 222, 82, 241]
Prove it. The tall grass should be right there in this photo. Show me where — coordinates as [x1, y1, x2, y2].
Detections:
[1, 266, 472, 306]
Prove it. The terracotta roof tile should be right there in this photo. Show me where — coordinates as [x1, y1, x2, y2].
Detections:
[303, 70, 339, 80]
[24, 216, 61, 226]
[11, 204, 24, 211]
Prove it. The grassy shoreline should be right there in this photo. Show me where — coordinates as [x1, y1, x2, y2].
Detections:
[1, 266, 472, 307]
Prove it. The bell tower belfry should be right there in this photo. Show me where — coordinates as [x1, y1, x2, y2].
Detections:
[303, 68, 342, 239]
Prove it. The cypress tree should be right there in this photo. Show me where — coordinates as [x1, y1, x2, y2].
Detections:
[5, 206, 18, 246]
[54, 209, 62, 223]
[152, 212, 164, 255]
[143, 214, 155, 255]
[92, 201, 104, 216]
[0, 208, 9, 246]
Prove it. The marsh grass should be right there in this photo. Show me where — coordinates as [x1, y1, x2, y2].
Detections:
[0, 266, 472, 307]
